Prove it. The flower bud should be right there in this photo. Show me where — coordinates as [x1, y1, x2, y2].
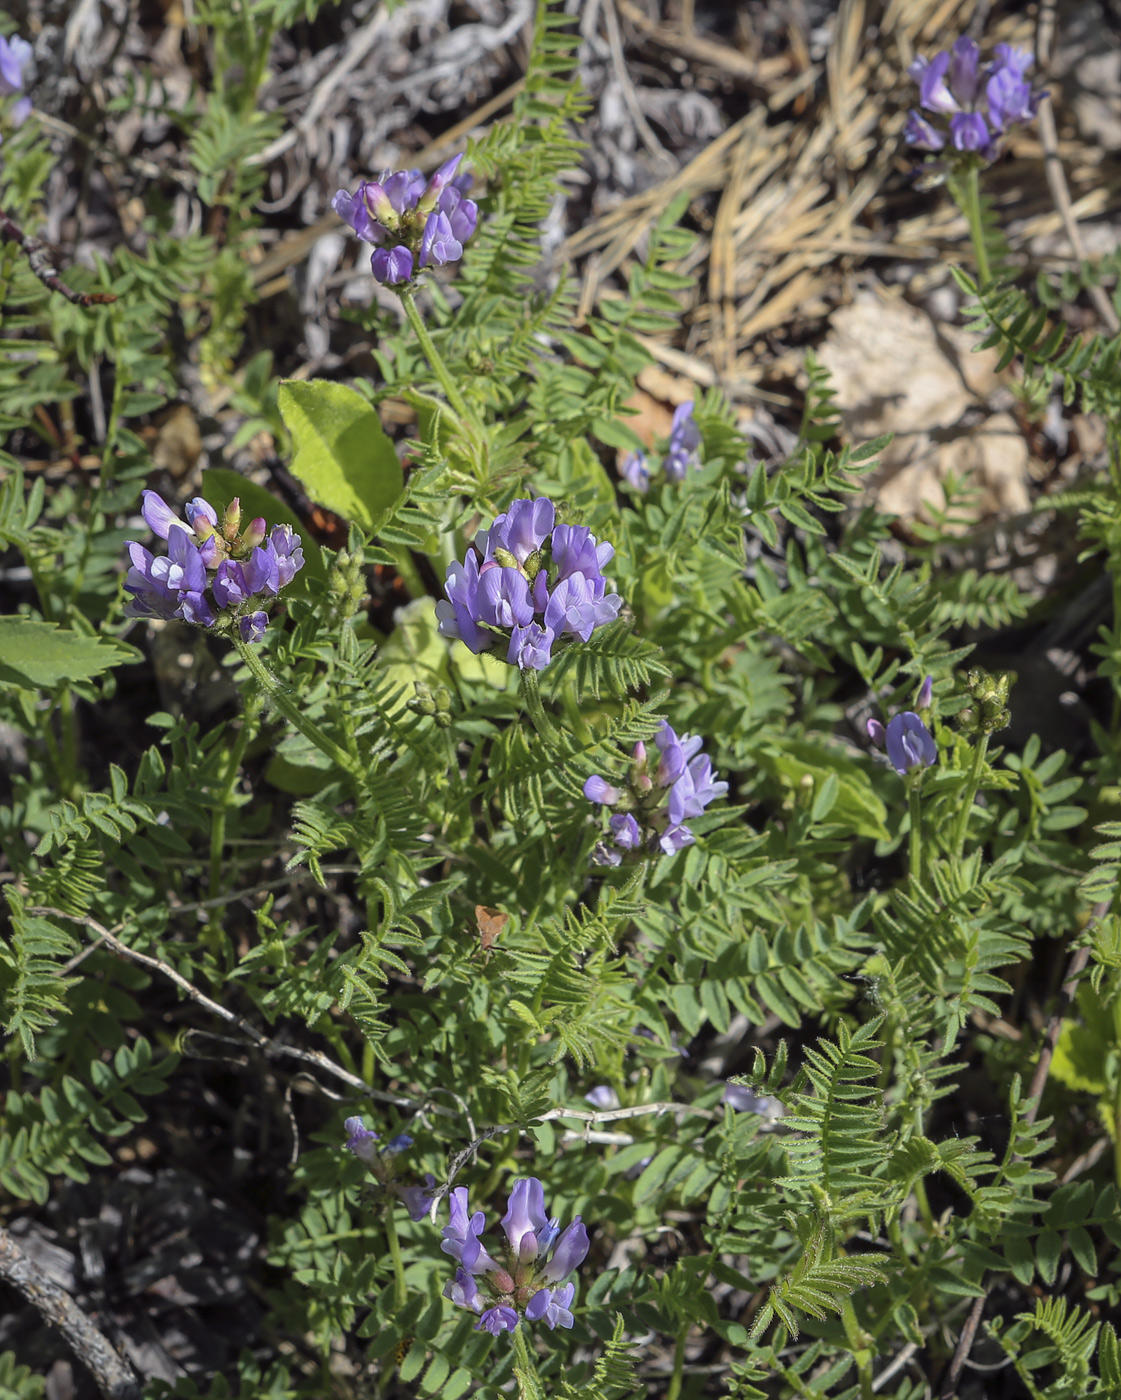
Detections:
[916, 674, 934, 710]
[223, 497, 242, 537]
[242, 517, 267, 550]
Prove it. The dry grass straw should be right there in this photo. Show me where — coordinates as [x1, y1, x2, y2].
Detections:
[568, 0, 1112, 397]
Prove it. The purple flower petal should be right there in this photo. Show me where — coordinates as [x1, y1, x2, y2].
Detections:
[371, 245, 414, 284]
[584, 775, 620, 806]
[884, 712, 937, 776]
[609, 813, 642, 850]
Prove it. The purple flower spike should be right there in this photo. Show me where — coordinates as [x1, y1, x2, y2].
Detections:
[476, 1306, 519, 1336]
[584, 776, 621, 806]
[906, 36, 1044, 168]
[371, 245, 414, 285]
[435, 497, 621, 672]
[344, 1115, 380, 1164]
[884, 712, 937, 776]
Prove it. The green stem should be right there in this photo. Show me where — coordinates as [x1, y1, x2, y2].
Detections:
[840, 1298, 875, 1400]
[511, 1324, 545, 1400]
[666, 1324, 689, 1400]
[951, 734, 989, 861]
[207, 696, 261, 907]
[383, 1207, 407, 1312]
[232, 638, 359, 779]
[398, 285, 475, 426]
[520, 669, 559, 748]
[961, 161, 992, 289]
[907, 784, 923, 889]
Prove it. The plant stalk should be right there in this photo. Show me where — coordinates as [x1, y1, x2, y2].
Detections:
[511, 1324, 546, 1400]
[398, 285, 475, 426]
[961, 161, 992, 289]
[383, 1207, 407, 1312]
[951, 735, 989, 861]
[232, 637, 359, 779]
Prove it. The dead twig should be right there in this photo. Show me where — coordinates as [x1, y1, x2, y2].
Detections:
[1034, 0, 1120, 334]
[0, 213, 117, 307]
[0, 1226, 141, 1400]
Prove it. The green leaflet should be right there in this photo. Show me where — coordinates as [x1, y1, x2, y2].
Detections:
[277, 379, 403, 531]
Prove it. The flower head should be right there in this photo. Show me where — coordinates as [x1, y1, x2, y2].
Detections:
[333, 155, 478, 286]
[587, 720, 727, 862]
[906, 38, 1043, 170]
[868, 710, 937, 776]
[124, 490, 303, 642]
[442, 1178, 587, 1334]
[436, 498, 622, 672]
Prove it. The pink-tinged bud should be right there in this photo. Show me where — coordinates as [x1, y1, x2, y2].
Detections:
[632, 741, 647, 765]
[223, 497, 242, 536]
[242, 517, 267, 550]
[519, 1232, 539, 1263]
[867, 717, 886, 747]
[492, 1268, 516, 1294]
[916, 674, 934, 709]
[362, 180, 396, 226]
[417, 153, 464, 213]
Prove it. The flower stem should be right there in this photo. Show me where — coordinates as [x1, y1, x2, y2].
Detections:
[951, 734, 989, 861]
[383, 1206, 407, 1312]
[666, 1324, 689, 1400]
[398, 285, 474, 426]
[520, 669, 560, 748]
[511, 1324, 546, 1400]
[907, 784, 924, 890]
[232, 637, 359, 779]
[208, 694, 261, 911]
[961, 160, 992, 289]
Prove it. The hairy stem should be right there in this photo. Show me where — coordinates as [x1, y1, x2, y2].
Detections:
[383, 1207, 407, 1311]
[208, 696, 262, 908]
[960, 161, 992, 289]
[232, 637, 359, 778]
[511, 1323, 546, 1400]
[951, 734, 989, 861]
[908, 784, 924, 889]
[398, 284, 474, 426]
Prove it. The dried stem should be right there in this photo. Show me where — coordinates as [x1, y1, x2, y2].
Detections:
[0, 212, 117, 307]
[0, 1226, 141, 1400]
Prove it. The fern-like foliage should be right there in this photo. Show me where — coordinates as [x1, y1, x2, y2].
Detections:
[0, 890, 77, 1057]
[749, 1216, 890, 1341]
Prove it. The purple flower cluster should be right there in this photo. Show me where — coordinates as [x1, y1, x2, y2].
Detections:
[906, 38, 1043, 163]
[124, 490, 304, 643]
[344, 1116, 438, 1222]
[332, 154, 478, 286]
[442, 1178, 588, 1335]
[435, 497, 622, 672]
[620, 403, 702, 494]
[0, 32, 33, 130]
[584, 720, 728, 862]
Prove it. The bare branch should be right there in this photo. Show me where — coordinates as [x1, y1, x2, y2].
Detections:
[0, 1226, 141, 1400]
